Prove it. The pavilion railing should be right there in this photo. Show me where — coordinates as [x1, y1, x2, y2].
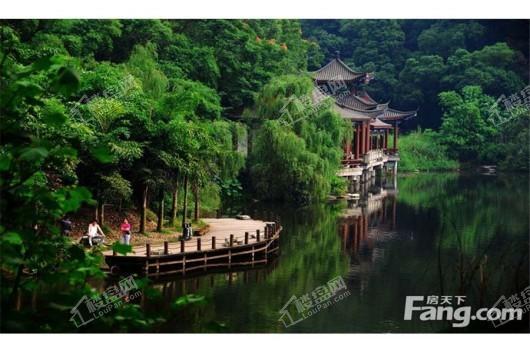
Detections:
[363, 149, 385, 165]
[384, 148, 399, 156]
[341, 158, 363, 168]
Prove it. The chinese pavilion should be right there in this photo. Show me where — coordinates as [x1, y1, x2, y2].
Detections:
[311, 52, 416, 179]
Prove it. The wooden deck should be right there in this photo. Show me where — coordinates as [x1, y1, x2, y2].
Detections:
[103, 218, 282, 277]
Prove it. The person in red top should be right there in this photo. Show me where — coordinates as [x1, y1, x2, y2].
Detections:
[120, 218, 131, 245]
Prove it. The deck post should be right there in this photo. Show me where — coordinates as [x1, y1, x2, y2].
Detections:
[228, 234, 233, 269]
[212, 236, 216, 249]
[197, 237, 201, 251]
[180, 239, 185, 253]
[245, 232, 249, 244]
[164, 241, 169, 255]
[146, 243, 151, 257]
[256, 229, 260, 242]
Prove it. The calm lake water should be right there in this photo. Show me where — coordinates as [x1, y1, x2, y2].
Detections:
[147, 173, 529, 333]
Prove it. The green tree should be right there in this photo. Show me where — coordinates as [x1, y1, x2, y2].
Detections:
[417, 21, 485, 57]
[438, 86, 500, 162]
[247, 75, 349, 203]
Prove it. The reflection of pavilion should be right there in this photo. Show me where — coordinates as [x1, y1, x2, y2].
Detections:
[339, 176, 399, 293]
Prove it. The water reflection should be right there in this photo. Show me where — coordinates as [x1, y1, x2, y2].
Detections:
[11, 173, 528, 333]
[339, 175, 400, 297]
[151, 263, 279, 304]
[149, 173, 528, 333]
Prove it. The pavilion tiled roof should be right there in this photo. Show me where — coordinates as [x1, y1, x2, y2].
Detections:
[312, 56, 418, 123]
[336, 93, 378, 110]
[378, 108, 417, 121]
[332, 105, 373, 121]
[370, 118, 392, 129]
[311, 58, 367, 82]
[356, 90, 379, 105]
[312, 88, 371, 121]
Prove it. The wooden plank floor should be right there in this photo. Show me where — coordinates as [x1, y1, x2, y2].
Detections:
[103, 218, 272, 257]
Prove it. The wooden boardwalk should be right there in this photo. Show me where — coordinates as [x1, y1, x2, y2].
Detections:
[103, 218, 281, 276]
[103, 218, 273, 257]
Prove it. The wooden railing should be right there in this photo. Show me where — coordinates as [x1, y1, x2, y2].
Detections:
[106, 222, 282, 276]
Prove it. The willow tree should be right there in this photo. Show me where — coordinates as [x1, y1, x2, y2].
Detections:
[247, 75, 350, 204]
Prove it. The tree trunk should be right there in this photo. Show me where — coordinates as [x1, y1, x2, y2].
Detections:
[140, 184, 148, 234]
[193, 184, 200, 222]
[97, 199, 104, 226]
[181, 174, 188, 228]
[170, 179, 179, 227]
[157, 188, 164, 232]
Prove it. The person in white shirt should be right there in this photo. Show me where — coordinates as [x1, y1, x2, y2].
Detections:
[87, 219, 105, 247]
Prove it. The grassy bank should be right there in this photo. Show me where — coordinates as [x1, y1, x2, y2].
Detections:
[398, 130, 459, 172]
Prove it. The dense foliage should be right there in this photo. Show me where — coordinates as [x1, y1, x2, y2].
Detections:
[439, 85, 529, 170]
[302, 19, 528, 170]
[302, 20, 528, 128]
[0, 19, 312, 331]
[0, 19, 528, 332]
[398, 130, 459, 172]
[246, 75, 349, 203]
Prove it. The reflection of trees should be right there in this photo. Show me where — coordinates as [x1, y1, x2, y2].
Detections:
[147, 203, 350, 332]
[138, 173, 527, 332]
[398, 173, 529, 308]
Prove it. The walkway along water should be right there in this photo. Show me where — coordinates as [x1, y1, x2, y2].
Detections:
[103, 218, 282, 277]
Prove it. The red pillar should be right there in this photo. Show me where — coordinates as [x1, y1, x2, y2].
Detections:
[360, 122, 365, 156]
[354, 123, 360, 159]
[363, 122, 367, 154]
[393, 121, 399, 151]
[365, 124, 371, 153]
